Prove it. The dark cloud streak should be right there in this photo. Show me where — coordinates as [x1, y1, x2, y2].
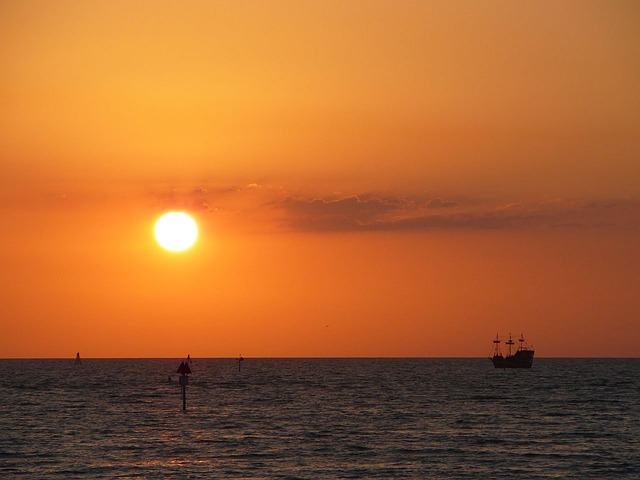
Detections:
[277, 193, 640, 233]
[146, 184, 640, 233]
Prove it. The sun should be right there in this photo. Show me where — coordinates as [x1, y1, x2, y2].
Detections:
[154, 212, 198, 252]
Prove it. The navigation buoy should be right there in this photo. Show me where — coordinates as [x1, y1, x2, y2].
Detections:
[75, 352, 81, 365]
[177, 360, 192, 411]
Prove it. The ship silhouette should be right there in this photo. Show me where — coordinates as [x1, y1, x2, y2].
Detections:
[490, 333, 534, 368]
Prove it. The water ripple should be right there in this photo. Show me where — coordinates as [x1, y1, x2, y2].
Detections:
[0, 358, 639, 478]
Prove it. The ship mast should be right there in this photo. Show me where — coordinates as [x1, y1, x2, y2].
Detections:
[492, 333, 502, 357]
[518, 333, 525, 351]
[506, 333, 514, 356]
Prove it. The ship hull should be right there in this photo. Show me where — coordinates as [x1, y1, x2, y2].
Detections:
[490, 350, 534, 369]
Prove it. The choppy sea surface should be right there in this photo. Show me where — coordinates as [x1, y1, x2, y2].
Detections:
[1, 358, 638, 479]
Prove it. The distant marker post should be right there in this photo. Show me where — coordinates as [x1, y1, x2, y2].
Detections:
[176, 361, 191, 411]
[238, 354, 244, 372]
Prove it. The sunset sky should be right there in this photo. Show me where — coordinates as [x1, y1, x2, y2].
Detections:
[1, 0, 639, 358]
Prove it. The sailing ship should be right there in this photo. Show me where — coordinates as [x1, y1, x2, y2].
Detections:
[490, 333, 534, 368]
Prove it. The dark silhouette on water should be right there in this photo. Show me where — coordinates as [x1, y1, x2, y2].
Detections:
[490, 333, 535, 368]
[177, 360, 192, 411]
[238, 354, 244, 372]
[74, 352, 81, 365]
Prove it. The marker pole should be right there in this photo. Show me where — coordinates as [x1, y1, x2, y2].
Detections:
[176, 361, 191, 412]
[182, 376, 186, 411]
[179, 374, 188, 411]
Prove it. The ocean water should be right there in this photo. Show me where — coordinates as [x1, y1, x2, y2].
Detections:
[0, 358, 638, 479]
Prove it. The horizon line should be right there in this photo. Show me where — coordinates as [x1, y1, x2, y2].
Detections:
[1, 356, 638, 360]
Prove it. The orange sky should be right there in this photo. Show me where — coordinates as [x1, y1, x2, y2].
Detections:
[1, 1, 639, 357]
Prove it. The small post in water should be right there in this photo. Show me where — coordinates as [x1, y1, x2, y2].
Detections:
[238, 354, 244, 372]
[176, 360, 192, 411]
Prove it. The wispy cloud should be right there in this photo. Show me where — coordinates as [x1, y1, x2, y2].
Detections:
[427, 198, 461, 209]
[146, 184, 640, 233]
[279, 196, 400, 231]
[276, 193, 640, 233]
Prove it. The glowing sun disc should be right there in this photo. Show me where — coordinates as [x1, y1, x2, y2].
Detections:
[154, 212, 198, 251]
